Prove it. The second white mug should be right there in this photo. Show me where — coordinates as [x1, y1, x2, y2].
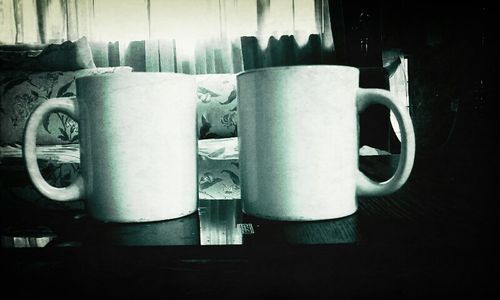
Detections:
[237, 65, 415, 221]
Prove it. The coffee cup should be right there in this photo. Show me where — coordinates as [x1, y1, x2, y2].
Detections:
[23, 73, 198, 223]
[237, 65, 415, 221]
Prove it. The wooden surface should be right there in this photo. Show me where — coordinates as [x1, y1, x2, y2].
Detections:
[1, 153, 498, 297]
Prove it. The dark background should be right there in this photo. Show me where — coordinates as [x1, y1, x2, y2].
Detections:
[332, 0, 495, 158]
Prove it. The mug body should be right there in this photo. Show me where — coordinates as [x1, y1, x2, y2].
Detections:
[76, 73, 198, 222]
[237, 66, 360, 220]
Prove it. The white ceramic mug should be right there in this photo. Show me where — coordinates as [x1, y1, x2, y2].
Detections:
[23, 73, 198, 223]
[237, 65, 415, 221]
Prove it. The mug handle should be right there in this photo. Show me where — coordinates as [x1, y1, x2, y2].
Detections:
[356, 88, 415, 196]
[23, 97, 85, 201]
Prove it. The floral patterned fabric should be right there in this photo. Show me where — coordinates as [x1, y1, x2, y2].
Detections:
[1, 70, 238, 145]
[198, 158, 240, 200]
[198, 138, 240, 199]
[196, 74, 238, 139]
[0, 67, 133, 145]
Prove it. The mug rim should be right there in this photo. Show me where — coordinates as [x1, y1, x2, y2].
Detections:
[236, 65, 359, 78]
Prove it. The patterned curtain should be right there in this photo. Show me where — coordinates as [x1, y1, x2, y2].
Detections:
[0, 0, 335, 73]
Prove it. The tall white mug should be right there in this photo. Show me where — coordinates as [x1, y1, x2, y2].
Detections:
[237, 65, 415, 221]
[23, 73, 198, 223]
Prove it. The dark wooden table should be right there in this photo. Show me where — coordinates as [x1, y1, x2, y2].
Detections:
[1, 152, 498, 298]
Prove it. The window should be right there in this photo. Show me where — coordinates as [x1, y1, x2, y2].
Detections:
[389, 56, 410, 141]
